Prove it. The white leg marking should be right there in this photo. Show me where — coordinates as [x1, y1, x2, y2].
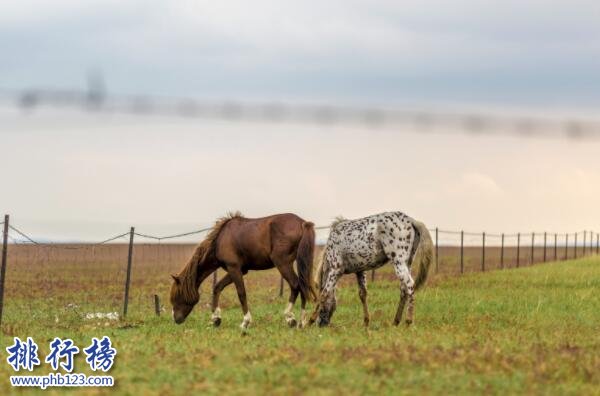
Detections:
[284, 302, 296, 324]
[284, 302, 293, 315]
[299, 309, 307, 328]
[211, 307, 221, 320]
[240, 311, 252, 330]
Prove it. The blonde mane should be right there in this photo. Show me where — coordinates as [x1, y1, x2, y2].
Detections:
[173, 211, 243, 303]
[330, 216, 347, 229]
[311, 216, 347, 292]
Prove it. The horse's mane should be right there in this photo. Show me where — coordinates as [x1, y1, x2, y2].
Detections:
[311, 216, 347, 290]
[174, 211, 244, 303]
[330, 216, 347, 228]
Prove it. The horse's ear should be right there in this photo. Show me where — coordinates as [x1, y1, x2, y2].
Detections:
[171, 274, 180, 284]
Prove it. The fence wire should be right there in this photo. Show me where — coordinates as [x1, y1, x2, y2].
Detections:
[4, 222, 598, 249]
[6, 225, 131, 252]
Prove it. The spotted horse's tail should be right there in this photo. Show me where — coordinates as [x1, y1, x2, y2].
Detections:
[409, 220, 434, 290]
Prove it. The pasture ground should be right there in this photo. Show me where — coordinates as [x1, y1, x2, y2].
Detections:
[0, 253, 599, 395]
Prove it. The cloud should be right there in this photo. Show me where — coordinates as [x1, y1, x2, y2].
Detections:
[462, 172, 504, 196]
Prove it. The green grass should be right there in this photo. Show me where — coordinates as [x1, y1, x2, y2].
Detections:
[1, 258, 599, 395]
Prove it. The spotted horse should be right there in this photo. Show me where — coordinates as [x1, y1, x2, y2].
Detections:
[306, 211, 433, 327]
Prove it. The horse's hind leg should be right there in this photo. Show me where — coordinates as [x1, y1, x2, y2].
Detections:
[273, 256, 300, 327]
[393, 288, 408, 326]
[211, 273, 233, 327]
[392, 258, 415, 326]
[356, 271, 370, 327]
[380, 225, 416, 326]
[226, 265, 252, 331]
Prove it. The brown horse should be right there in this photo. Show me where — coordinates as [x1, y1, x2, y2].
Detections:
[170, 212, 316, 330]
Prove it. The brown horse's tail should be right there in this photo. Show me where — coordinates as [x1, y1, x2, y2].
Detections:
[297, 221, 316, 301]
[410, 220, 434, 290]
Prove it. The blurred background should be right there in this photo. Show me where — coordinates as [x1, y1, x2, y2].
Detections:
[2, 0, 600, 241]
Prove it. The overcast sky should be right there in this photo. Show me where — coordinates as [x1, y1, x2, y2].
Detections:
[1, 1, 600, 242]
[2, 0, 600, 105]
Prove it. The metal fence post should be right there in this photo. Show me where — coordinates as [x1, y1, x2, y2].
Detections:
[123, 227, 135, 317]
[583, 231, 587, 256]
[0, 215, 9, 326]
[460, 231, 464, 274]
[500, 233, 505, 269]
[435, 227, 439, 273]
[543, 232, 547, 262]
[481, 232, 485, 272]
[516, 233, 520, 268]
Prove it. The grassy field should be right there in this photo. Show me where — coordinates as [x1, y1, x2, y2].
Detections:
[0, 251, 599, 395]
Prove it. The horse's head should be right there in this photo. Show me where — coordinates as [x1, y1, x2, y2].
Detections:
[318, 288, 337, 327]
[313, 255, 337, 327]
[169, 274, 199, 324]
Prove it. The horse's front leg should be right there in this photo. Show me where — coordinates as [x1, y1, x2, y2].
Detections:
[356, 271, 370, 327]
[227, 266, 252, 331]
[211, 273, 233, 327]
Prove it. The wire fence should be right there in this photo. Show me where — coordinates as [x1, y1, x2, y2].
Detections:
[1, 214, 598, 326]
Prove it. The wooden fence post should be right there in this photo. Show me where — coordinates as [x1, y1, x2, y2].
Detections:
[565, 234, 569, 260]
[597, 233, 599, 255]
[516, 233, 520, 268]
[460, 231, 464, 274]
[123, 227, 135, 317]
[500, 233, 504, 269]
[543, 232, 547, 262]
[0, 215, 9, 326]
[154, 294, 160, 316]
[553, 233, 557, 261]
[435, 227, 439, 273]
[583, 231, 587, 256]
[530, 232, 535, 265]
[481, 232, 485, 272]
[574, 233, 578, 259]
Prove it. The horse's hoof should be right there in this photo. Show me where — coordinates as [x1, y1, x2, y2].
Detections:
[405, 319, 413, 326]
[393, 319, 400, 326]
[213, 317, 222, 327]
[288, 318, 297, 328]
[240, 322, 251, 333]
